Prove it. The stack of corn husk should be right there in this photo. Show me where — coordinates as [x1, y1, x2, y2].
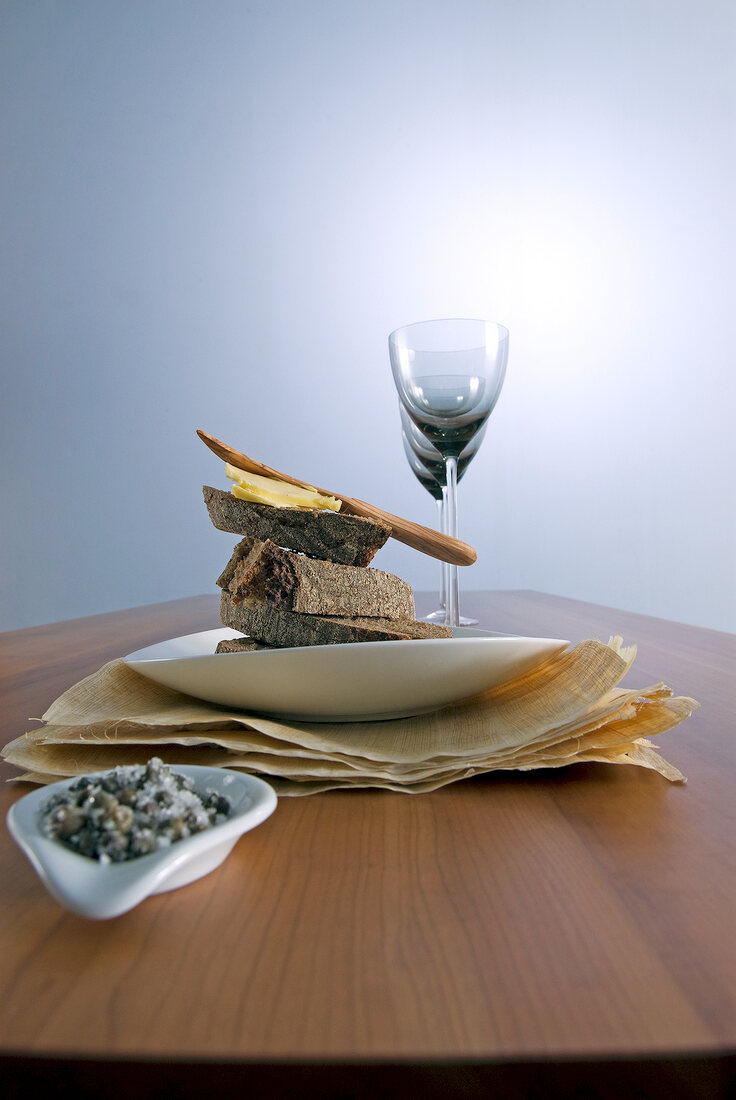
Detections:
[2, 637, 697, 793]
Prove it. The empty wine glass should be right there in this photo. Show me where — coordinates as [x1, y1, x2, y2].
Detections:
[389, 318, 509, 628]
[400, 405, 486, 624]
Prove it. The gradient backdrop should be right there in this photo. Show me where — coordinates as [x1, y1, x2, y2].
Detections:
[1, 0, 734, 632]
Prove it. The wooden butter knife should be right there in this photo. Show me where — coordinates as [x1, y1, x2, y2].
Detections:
[197, 429, 477, 566]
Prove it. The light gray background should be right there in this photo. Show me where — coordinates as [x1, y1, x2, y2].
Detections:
[1, 0, 734, 634]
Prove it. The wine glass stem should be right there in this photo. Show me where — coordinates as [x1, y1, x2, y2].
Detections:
[443, 455, 460, 628]
[437, 497, 446, 611]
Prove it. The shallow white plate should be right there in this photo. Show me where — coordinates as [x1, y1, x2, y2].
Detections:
[124, 627, 569, 722]
[7, 767, 277, 920]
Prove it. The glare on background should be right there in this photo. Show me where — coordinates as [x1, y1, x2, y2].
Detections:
[0, 0, 733, 633]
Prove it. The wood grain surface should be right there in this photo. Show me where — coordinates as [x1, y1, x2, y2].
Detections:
[0, 592, 734, 1098]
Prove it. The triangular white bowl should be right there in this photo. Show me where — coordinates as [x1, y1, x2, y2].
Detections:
[124, 627, 570, 721]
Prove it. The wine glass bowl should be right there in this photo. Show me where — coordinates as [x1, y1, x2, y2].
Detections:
[391, 319, 507, 454]
[400, 405, 486, 624]
[401, 404, 486, 492]
[389, 319, 509, 627]
[401, 427, 443, 502]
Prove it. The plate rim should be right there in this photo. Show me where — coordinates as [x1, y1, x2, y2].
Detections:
[123, 625, 567, 664]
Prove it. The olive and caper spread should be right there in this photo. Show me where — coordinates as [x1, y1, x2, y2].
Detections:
[40, 758, 232, 864]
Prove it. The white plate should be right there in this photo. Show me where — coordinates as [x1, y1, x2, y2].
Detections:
[123, 627, 569, 722]
[7, 767, 277, 920]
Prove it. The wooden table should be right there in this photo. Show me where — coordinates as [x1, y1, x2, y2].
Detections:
[0, 591, 734, 1098]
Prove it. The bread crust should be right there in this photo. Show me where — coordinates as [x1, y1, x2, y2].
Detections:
[215, 637, 274, 653]
[219, 591, 451, 647]
[218, 537, 415, 620]
[203, 486, 391, 566]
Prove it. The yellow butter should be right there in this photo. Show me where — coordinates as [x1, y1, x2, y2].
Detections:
[225, 464, 341, 511]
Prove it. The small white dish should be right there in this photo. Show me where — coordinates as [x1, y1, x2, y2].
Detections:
[124, 627, 569, 721]
[6, 766, 277, 920]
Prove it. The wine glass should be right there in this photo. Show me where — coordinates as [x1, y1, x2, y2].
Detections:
[389, 318, 509, 628]
[400, 405, 486, 624]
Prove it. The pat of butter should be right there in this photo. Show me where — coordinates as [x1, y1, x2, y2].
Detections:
[225, 464, 341, 511]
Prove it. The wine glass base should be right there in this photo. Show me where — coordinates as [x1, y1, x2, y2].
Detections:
[421, 609, 479, 627]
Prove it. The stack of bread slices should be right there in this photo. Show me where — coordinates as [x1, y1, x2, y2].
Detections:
[203, 484, 453, 650]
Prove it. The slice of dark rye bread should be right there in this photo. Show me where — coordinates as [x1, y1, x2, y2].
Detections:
[219, 590, 452, 647]
[217, 536, 415, 620]
[203, 486, 391, 566]
[215, 637, 274, 653]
